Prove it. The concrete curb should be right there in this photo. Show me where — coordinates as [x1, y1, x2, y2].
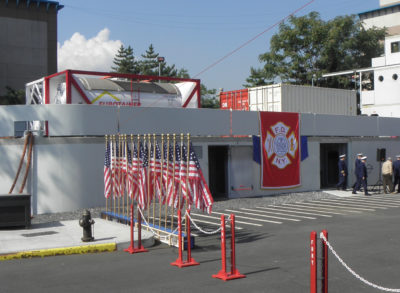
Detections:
[0, 243, 116, 261]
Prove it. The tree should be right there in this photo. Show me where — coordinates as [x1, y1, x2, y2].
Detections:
[246, 12, 386, 89]
[112, 45, 139, 74]
[0, 86, 25, 105]
[139, 44, 159, 76]
[200, 84, 219, 109]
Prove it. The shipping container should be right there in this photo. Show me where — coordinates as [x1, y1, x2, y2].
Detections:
[220, 84, 357, 116]
[219, 89, 249, 110]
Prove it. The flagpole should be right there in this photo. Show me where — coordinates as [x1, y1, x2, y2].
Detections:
[122, 134, 125, 219]
[105, 135, 108, 220]
[146, 133, 151, 226]
[118, 134, 121, 215]
[159, 134, 164, 230]
[112, 135, 116, 215]
[137, 134, 141, 212]
[185, 133, 190, 212]
[178, 133, 183, 211]
[124, 134, 129, 219]
[164, 134, 170, 231]
[170, 133, 176, 232]
[128, 134, 133, 217]
[152, 133, 156, 228]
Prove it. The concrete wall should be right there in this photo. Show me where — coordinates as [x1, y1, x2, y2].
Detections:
[0, 0, 60, 96]
[2, 105, 400, 214]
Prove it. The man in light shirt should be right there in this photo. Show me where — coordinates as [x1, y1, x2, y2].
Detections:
[382, 157, 393, 194]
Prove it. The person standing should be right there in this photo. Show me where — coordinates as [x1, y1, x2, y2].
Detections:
[393, 155, 400, 193]
[336, 154, 347, 190]
[353, 156, 370, 195]
[382, 157, 393, 194]
[352, 153, 363, 192]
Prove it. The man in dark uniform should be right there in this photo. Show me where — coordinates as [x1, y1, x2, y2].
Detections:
[393, 155, 400, 193]
[352, 153, 363, 192]
[336, 154, 347, 190]
[353, 156, 370, 195]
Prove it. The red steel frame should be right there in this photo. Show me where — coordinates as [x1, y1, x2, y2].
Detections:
[44, 69, 201, 108]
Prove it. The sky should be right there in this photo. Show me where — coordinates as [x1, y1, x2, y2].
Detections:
[57, 0, 379, 91]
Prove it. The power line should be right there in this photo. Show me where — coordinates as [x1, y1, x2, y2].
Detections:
[193, 0, 316, 78]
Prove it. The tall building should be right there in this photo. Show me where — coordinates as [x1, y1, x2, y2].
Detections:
[359, 0, 400, 35]
[0, 0, 63, 96]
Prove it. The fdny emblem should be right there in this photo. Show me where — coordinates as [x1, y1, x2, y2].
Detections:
[264, 121, 298, 169]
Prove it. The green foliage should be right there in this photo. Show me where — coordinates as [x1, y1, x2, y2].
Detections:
[246, 12, 386, 89]
[138, 44, 159, 75]
[200, 84, 219, 108]
[112, 45, 139, 74]
[111, 44, 218, 106]
[0, 86, 25, 105]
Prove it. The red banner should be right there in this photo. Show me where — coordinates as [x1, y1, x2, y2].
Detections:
[260, 112, 300, 189]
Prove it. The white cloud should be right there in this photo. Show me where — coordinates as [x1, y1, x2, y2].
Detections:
[58, 28, 122, 72]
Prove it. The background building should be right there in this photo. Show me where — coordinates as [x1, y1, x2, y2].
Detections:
[0, 0, 63, 96]
[359, 0, 400, 35]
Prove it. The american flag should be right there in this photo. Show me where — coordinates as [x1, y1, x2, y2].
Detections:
[104, 140, 112, 198]
[149, 141, 163, 202]
[119, 139, 127, 197]
[187, 143, 214, 214]
[130, 142, 140, 201]
[126, 143, 133, 198]
[138, 142, 149, 209]
[161, 143, 170, 205]
[166, 143, 176, 207]
[111, 140, 120, 198]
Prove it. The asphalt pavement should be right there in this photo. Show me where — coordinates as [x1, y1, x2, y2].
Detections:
[2, 191, 400, 292]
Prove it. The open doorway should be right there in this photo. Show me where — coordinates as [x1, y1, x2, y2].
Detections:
[320, 143, 347, 188]
[208, 145, 228, 200]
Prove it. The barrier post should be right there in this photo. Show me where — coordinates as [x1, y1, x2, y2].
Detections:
[213, 214, 245, 281]
[228, 214, 245, 279]
[185, 210, 199, 266]
[321, 230, 328, 293]
[213, 214, 227, 279]
[310, 231, 317, 293]
[124, 204, 148, 254]
[171, 209, 199, 267]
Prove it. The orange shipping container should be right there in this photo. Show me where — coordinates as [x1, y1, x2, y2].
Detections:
[219, 89, 249, 111]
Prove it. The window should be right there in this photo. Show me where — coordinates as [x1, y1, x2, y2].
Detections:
[391, 41, 400, 53]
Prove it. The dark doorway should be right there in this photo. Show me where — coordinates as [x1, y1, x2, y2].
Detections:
[320, 143, 347, 188]
[208, 146, 228, 200]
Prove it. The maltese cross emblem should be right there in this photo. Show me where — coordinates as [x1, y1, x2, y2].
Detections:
[264, 121, 298, 169]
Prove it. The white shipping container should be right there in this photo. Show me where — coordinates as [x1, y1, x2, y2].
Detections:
[248, 84, 357, 116]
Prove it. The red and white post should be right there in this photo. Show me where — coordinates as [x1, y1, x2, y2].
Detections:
[124, 204, 148, 254]
[213, 214, 246, 281]
[310, 231, 317, 293]
[171, 209, 199, 268]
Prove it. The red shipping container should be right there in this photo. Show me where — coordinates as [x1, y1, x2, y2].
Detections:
[219, 89, 249, 111]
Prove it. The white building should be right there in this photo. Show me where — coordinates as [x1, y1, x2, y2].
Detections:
[359, 0, 400, 36]
[360, 35, 400, 117]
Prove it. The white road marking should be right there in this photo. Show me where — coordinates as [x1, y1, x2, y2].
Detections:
[281, 203, 350, 215]
[240, 207, 317, 219]
[256, 206, 332, 217]
[320, 198, 390, 209]
[225, 209, 300, 222]
[212, 211, 280, 225]
[313, 199, 383, 210]
[286, 202, 368, 212]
